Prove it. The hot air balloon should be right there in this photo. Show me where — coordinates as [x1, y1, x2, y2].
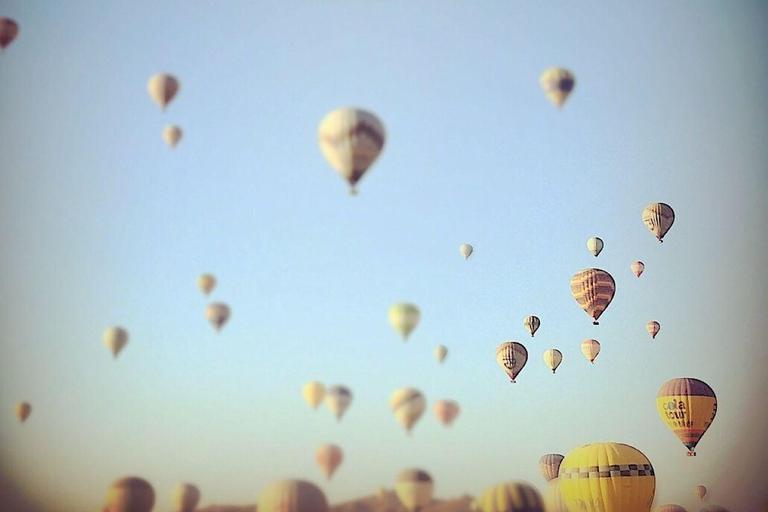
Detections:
[104, 477, 155, 512]
[389, 303, 420, 341]
[433, 400, 460, 427]
[701, 507, 730, 512]
[318, 107, 385, 195]
[495, 342, 528, 383]
[543, 479, 568, 512]
[303, 382, 325, 410]
[540, 68, 576, 109]
[459, 244, 474, 260]
[655, 506, 687, 512]
[197, 274, 216, 296]
[390, 388, 426, 435]
[523, 316, 540, 337]
[171, 483, 200, 512]
[257, 479, 329, 512]
[475, 481, 545, 512]
[15, 402, 31, 424]
[558, 442, 655, 512]
[395, 469, 434, 512]
[694, 485, 707, 501]
[163, 125, 182, 148]
[205, 303, 230, 332]
[570, 268, 616, 325]
[103, 326, 129, 359]
[434, 345, 448, 363]
[325, 385, 352, 421]
[147, 74, 179, 111]
[581, 339, 601, 364]
[543, 349, 563, 374]
[642, 203, 675, 243]
[0, 18, 19, 52]
[587, 237, 604, 257]
[539, 454, 564, 482]
[657, 378, 717, 456]
[631, 261, 645, 277]
[376, 487, 387, 499]
[646, 321, 661, 339]
[315, 443, 343, 480]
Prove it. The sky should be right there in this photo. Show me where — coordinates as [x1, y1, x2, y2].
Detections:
[1, 1, 767, 511]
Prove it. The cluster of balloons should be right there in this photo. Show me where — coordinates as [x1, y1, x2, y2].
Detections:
[197, 274, 231, 332]
[147, 73, 183, 149]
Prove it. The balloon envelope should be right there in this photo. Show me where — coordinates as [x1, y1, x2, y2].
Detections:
[147, 74, 179, 111]
[543, 479, 567, 512]
[205, 303, 231, 332]
[433, 345, 448, 363]
[395, 469, 434, 512]
[646, 321, 661, 339]
[631, 261, 645, 277]
[302, 382, 325, 410]
[540, 68, 576, 108]
[538, 453, 564, 482]
[587, 237, 604, 257]
[475, 481, 545, 512]
[163, 125, 182, 148]
[657, 378, 717, 456]
[656, 506, 687, 512]
[581, 339, 601, 363]
[495, 342, 528, 383]
[523, 316, 540, 337]
[325, 385, 352, 421]
[197, 274, 216, 295]
[570, 268, 616, 325]
[390, 388, 426, 434]
[459, 244, 474, 260]
[15, 402, 31, 423]
[171, 483, 200, 512]
[103, 327, 129, 358]
[258, 479, 329, 512]
[389, 303, 420, 341]
[642, 203, 675, 242]
[0, 18, 19, 50]
[694, 485, 707, 500]
[104, 477, 155, 512]
[433, 399, 460, 427]
[543, 349, 563, 374]
[315, 443, 343, 479]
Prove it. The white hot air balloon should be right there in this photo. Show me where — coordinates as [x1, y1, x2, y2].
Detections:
[433, 345, 448, 364]
[587, 237, 604, 257]
[103, 327, 129, 359]
[163, 125, 182, 148]
[459, 244, 473, 260]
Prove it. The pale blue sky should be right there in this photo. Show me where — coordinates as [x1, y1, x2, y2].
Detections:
[1, 2, 766, 511]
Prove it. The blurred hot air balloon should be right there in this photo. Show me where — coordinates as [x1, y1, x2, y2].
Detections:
[475, 481, 544, 512]
[701, 508, 730, 512]
[389, 303, 420, 341]
[315, 443, 343, 480]
[395, 469, 434, 512]
[325, 385, 352, 421]
[205, 303, 230, 332]
[587, 237, 604, 257]
[694, 485, 707, 501]
[163, 125, 182, 148]
[646, 321, 661, 339]
[523, 316, 540, 337]
[197, 274, 216, 296]
[147, 74, 179, 111]
[543, 349, 563, 374]
[171, 483, 200, 512]
[318, 107, 385, 195]
[539, 454, 564, 482]
[459, 244, 474, 260]
[558, 442, 655, 512]
[376, 487, 387, 499]
[390, 388, 426, 435]
[570, 268, 616, 325]
[15, 402, 31, 423]
[104, 477, 155, 512]
[0, 18, 19, 52]
[581, 339, 601, 364]
[642, 203, 675, 243]
[657, 378, 717, 456]
[103, 327, 129, 359]
[303, 382, 325, 410]
[543, 479, 568, 512]
[258, 479, 329, 512]
[540, 68, 576, 109]
[655, 506, 687, 512]
[495, 342, 528, 383]
[434, 345, 448, 363]
[433, 399, 460, 427]
[631, 261, 645, 277]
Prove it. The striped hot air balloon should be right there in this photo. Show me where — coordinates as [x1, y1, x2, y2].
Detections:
[642, 203, 675, 243]
[570, 269, 616, 325]
[523, 316, 540, 337]
[495, 342, 528, 383]
[390, 388, 426, 435]
[539, 453, 564, 482]
[581, 339, 601, 363]
[475, 481, 545, 512]
[657, 378, 717, 456]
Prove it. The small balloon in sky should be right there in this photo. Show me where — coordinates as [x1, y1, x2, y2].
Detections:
[459, 244, 473, 260]
[163, 125, 182, 148]
[581, 339, 601, 364]
[389, 303, 420, 341]
[325, 385, 352, 421]
[205, 303, 230, 332]
[646, 321, 661, 339]
[15, 402, 31, 424]
[315, 443, 343, 480]
[631, 261, 645, 277]
[642, 202, 675, 243]
[540, 67, 576, 109]
[103, 326, 129, 359]
[587, 237, 604, 257]
[0, 18, 19, 52]
[197, 274, 216, 296]
[390, 388, 426, 436]
[523, 315, 540, 337]
[147, 73, 180, 111]
[433, 399, 460, 427]
[302, 381, 325, 410]
[433, 345, 448, 363]
[570, 268, 616, 325]
[495, 341, 528, 383]
[543, 349, 563, 374]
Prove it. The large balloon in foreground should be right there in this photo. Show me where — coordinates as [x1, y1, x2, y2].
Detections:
[495, 342, 528, 383]
[302, 381, 325, 410]
[434, 345, 448, 363]
[581, 339, 601, 363]
[538, 453, 564, 482]
[0, 18, 19, 51]
[318, 107, 385, 195]
[163, 125, 182, 148]
[315, 443, 343, 479]
[570, 268, 616, 325]
[325, 385, 352, 421]
[103, 326, 129, 359]
[543, 479, 567, 512]
[395, 469, 434, 512]
[147, 74, 179, 111]
[523, 316, 540, 337]
[390, 388, 426, 435]
[657, 378, 717, 456]
[656, 506, 687, 512]
[631, 261, 645, 277]
[104, 477, 155, 512]
[543, 349, 563, 374]
[587, 237, 604, 257]
[171, 483, 200, 512]
[205, 303, 231, 332]
[540, 68, 576, 109]
[459, 244, 474, 260]
[197, 274, 216, 296]
[433, 399, 460, 427]
[642, 203, 675, 243]
[258, 479, 329, 512]
[15, 402, 31, 423]
[475, 481, 544, 512]
[389, 303, 420, 341]
[558, 442, 655, 512]
[646, 321, 661, 339]
[694, 485, 707, 501]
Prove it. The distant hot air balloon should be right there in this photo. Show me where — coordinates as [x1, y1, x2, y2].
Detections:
[587, 237, 604, 257]
[103, 326, 129, 359]
[543, 349, 563, 374]
[325, 385, 352, 421]
[694, 485, 707, 501]
[15, 402, 31, 424]
[558, 442, 655, 512]
[163, 125, 182, 148]
[258, 479, 329, 512]
[543, 479, 568, 512]
[642, 203, 675, 243]
[657, 378, 717, 456]
[0, 18, 19, 52]
[523, 316, 540, 337]
[581, 339, 601, 363]
[631, 261, 645, 278]
[459, 244, 474, 260]
[315, 443, 343, 480]
[197, 274, 216, 296]
[302, 382, 325, 410]
[570, 268, 616, 325]
[318, 107, 385, 195]
[539, 453, 564, 482]
[147, 74, 179, 111]
[646, 321, 661, 339]
[390, 388, 426, 435]
[171, 483, 200, 512]
[495, 342, 528, 383]
[395, 469, 434, 512]
[433, 400, 460, 427]
[540, 68, 576, 109]
[104, 477, 155, 512]
[205, 303, 230, 332]
[655, 506, 687, 512]
[475, 481, 544, 512]
[433, 345, 448, 363]
[701, 507, 730, 512]
[389, 303, 420, 341]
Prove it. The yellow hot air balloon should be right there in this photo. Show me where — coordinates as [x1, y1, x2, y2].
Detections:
[694, 485, 707, 501]
[197, 274, 216, 296]
[395, 469, 434, 512]
[495, 342, 528, 383]
[540, 68, 576, 109]
[642, 203, 675, 243]
[460, 244, 474, 260]
[390, 388, 426, 435]
[104, 477, 155, 512]
[655, 506, 687, 512]
[587, 237, 604, 257]
[657, 378, 717, 456]
[389, 303, 420, 341]
[205, 303, 230, 332]
[475, 481, 544, 512]
[315, 443, 343, 480]
[257, 479, 329, 512]
[434, 345, 448, 363]
[538, 454, 564, 482]
[325, 385, 352, 421]
[15, 402, 31, 424]
[558, 442, 655, 512]
[302, 381, 325, 410]
[163, 125, 183, 149]
[147, 73, 179, 111]
[543, 479, 567, 512]
[570, 268, 616, 325]
[0, 18, 19, 52]
[646, 321, 661, 339]
[171, 483, 200, 512]
[631, 261, 645, 277]
[543, 349, 563, 374]
[581, 339, 601, 363]
[318, 107, 385, 195]
[433, 399, 460, 427]
[103, 326, 129, 359]
[523, 316, 540, 337]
